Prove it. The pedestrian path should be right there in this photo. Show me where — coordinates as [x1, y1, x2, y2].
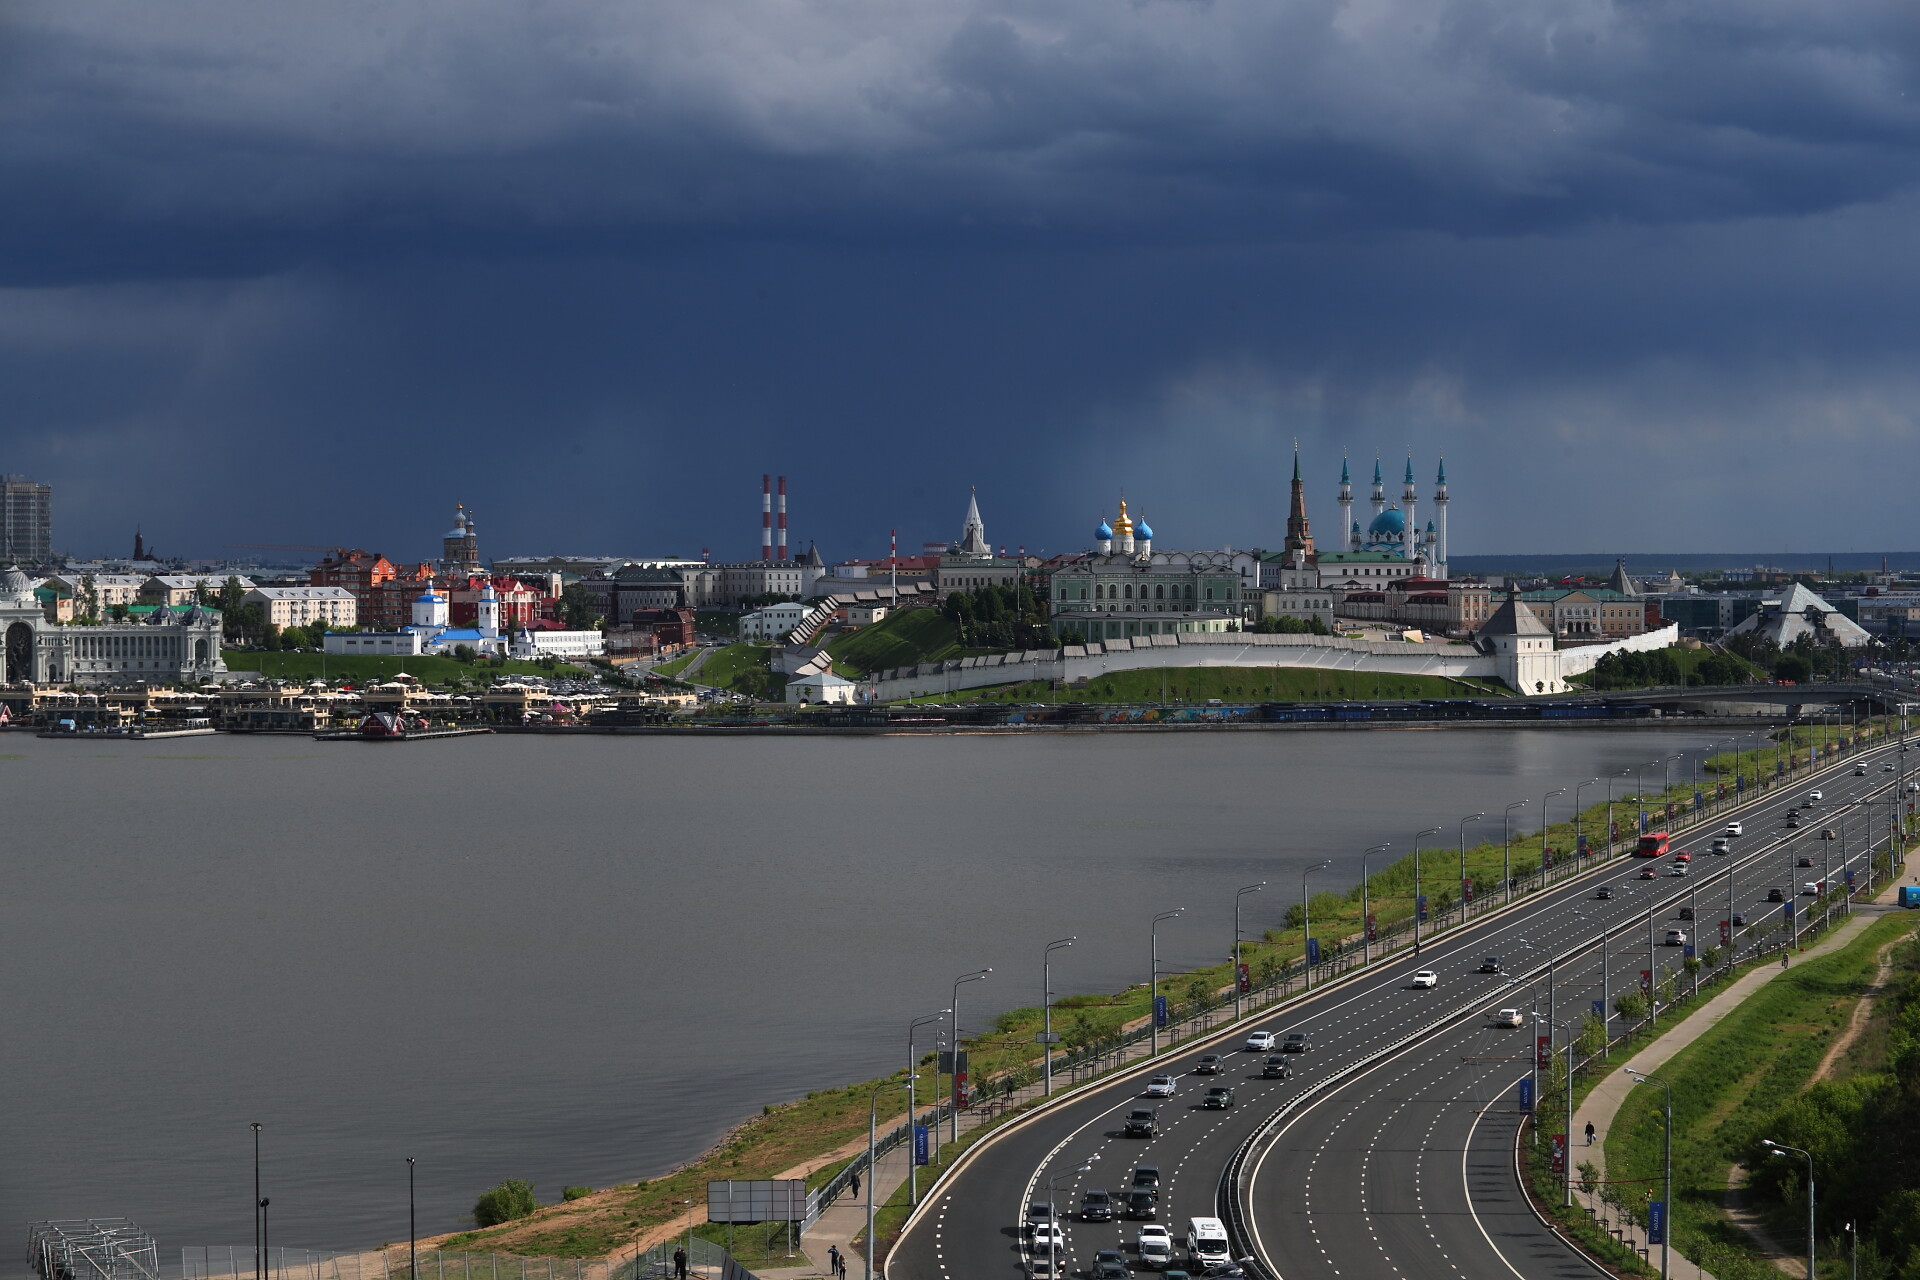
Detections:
[1572, 868, 1911, 1280]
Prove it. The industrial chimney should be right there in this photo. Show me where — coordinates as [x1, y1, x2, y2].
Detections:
[777, 475, 789, 561]
[761, 474, 772, 561]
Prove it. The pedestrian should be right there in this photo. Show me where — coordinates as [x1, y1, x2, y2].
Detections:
[836, 1251, 848, 1278]
[673, 1248, 687, 1280]
[850, 1171, 860, 1200]
[1782, 950, 1790, 969]
[826, 1245, 840, 1277]
[1584, 1121, 1595, 1146]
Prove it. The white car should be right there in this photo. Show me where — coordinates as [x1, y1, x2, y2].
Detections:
[1028, 1224, 1066, 1253]
[1493, 1008, 1525, 1028]
[1665, 929, 1687, 946]
[1411, 969, 1439, 988]
[1244, 1031, 1278, 1051]
[1137, 1225, 1175, 1270]
[1807, 790, 1824, 803]
[1724, 822, 1744, 837]
[1145, 1074, 1176, 1098]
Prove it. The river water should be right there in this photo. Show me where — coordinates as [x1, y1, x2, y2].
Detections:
[0, 727, 1725, 1267]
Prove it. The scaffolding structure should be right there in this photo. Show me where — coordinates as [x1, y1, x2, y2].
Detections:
[28, 1221, 160, 1280]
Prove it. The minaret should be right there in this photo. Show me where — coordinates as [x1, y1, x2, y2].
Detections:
[477, 580, 500, 639]
[1433, 457, 1449, 579]
[1401, 456, 1419, 562]
[1370, 456, 1386, 526]
[1284, 442, 1315, 556]
[1336, 454, 1353, 553]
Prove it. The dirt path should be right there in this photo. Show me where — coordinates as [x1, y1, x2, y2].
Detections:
[1810, 931, 1902, 1083]
[1722, 1166, 1803, 1278]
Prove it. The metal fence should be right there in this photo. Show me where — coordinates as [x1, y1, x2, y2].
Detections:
[178, 1246, 759, 1280]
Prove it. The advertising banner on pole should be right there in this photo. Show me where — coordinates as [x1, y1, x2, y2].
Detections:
[1647, 1200, 1666, 1244]
[1236, 963, 1250, 994]
[1307, 938, 1322, 966]
[1153, 996, 1169, 1028]
[1462, 877, 1473, 903]
[1639, 969, 1652, 994]
[1536, 1034, 1552, 1069]
[1783, 901, 1795, 922]
[1542, 847, 1554, 871]
[1611, 821, 1620, 841]
[1365, 914, 1377, 941]
[914, 1125, 929, 1166]
[1592, 999, 1605, 1018]
[1517, 1077, 1533, 1111]
[1551, 1133, 1566, 1177]
[1417, 895, 1428, 922]
[1577, 834, 1589, 855]
[1694, 791, 1704, 810]
[1720, 920, 1731, 945]
[1683, 943, 1695, 959]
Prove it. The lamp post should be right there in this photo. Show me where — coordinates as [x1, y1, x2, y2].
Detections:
[1609, 768, 1632, 857]
[1457, 813, 1484, 922]
[1502, 802, 1527, 903]
[252, 1123, 263, 1280]
[1302, 861, 1332, 989]
[867, 1082, 912, 1280]
[1233, 886, 1264, 1020]
[950, 969, 990, 1143]
[407, 1158, 416, 1280]
[1413, 826, 1442, 954]
[1575, 778, 1599, 861]
[1555, 1020, 1577, 1207]
[1762, 1139, 1816, 1280]
[1647, 893, 1659, 1028]
[1150, 910, 1184, 1056]
[1627, 1070, 1673, 1280]
[908, 1008, 949, 1203]
[1041, 1156, 1097, 1274]
[1542, 787, 1567, 881]
[1043, 939, 1073, 1097]
[1360, 845, 1390, 963]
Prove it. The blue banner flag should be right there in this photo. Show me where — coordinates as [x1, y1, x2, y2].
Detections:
[1417, 895, 1429, 922]
[1783, 900, 1795, 921]
[1306, 937, 1322, 966]
[914, 1125, 930, 1166]
[1518, 1077, 1534, 1111]
[1683, 944, 1695, 959]
[1592, 999, 1605, 1018]
[1153, 995, 1169, 1028]
[1648, 1200, 1666, 1244]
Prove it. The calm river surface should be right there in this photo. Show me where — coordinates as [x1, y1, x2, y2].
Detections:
[1, 727, 1727, 1267]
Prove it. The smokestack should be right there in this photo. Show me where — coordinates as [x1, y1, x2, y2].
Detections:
[777, 475, 789, 561]
[761, 474, 772, 561]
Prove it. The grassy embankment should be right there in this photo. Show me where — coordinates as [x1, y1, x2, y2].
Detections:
[224, 650, 568, 684]
[695, 609, 738, 638]
[1605, 912, 1920, 1279]
[897, 666, 1508, 704]
[827, 609, 965, 678]
[433, 719, 1906, 1261]
[682, 643, 784, 699]
[1564, 644, 1766, 689]
[650, 651, 698, 678]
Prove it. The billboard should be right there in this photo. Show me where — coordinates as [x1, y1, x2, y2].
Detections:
[707, 1180, 807, 1223]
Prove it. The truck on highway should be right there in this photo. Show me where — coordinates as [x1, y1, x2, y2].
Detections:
[1900, 886, 1920, 909]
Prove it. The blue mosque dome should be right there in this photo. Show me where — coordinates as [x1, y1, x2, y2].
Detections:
[1095, 519, 1114, 540]
[1136, 519, 1153, 540]
[1367, 507, 1406, 538]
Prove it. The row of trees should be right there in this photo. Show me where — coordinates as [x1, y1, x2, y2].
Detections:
[942, 583, 1053, 651]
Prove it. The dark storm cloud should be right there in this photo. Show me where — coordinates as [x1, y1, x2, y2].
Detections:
[5, 1, 1920, 558]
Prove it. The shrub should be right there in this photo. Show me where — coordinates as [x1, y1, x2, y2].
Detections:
[562, 1186, 591, 1202]
[473, 1179, 538, 1227]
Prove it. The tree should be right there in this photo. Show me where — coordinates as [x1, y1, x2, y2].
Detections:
[558, 582, 602, 631]
[1613, 988, 1647, 1022]
[78, 573, 98, 621]
[453, 644, 477, 663]
[280, 626, 308, 651]
[1775, 653, 1813, 683]
[472, 1179, 538, 1227]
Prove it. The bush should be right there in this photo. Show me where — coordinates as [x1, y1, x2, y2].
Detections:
[473, 1179, 538, 1227]
[562, 1186, 592, 1202]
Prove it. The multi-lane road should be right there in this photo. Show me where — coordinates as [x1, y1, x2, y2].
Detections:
[890, 734, 1914, 1280]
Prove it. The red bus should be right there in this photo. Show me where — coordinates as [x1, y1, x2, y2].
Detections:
[1634, 831, 1671, 858]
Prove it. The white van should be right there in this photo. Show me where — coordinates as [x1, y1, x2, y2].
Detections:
[1187, 1217, 1231, 1269]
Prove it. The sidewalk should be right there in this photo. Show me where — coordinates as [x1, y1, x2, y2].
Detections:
[1573, 866, 1912, 1280]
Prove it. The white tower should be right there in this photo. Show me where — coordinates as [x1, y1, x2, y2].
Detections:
[1095, 515, 1113, 556]
[1370, 457, 1386, 526]
[1136, 516, 1153, 558]
[1401, 457, 1419, 561]
[1433, 458, 1449, 579]
[477, 580, 500, 639]
[412, 588, 449, 629]
[1336, 455, 1354, 553]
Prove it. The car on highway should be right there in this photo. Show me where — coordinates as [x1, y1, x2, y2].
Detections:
[1244, 1031, 1277, 1051]
[1669, 864, 1688, 876]
[1822, 828, 1837, 841]
[1124, 1107, 1159, 1137]
[1082, 1189, 1115, 1222]
[1665, 929, 1687, 946]
[1767, 887, 1786, 902]
[1476, 956, 1501, 973]
[1145, 1074, 1176, 1098]
[1125, 1190, 1159, 1220]
[1725, 822, 1744, 836]
[1493, 1008, 1525, 1027]
[1674, 850, 1692, 862]
[1281, 1031, 1310, 1053]
[1137, 1225, 1175, 1270]
[1786, 813, 1802, 828]
[1026, 1203, 1054, 1233]
[1203, 1086, 1236, 1109]
[1411, 969, 1439, 988]
[1808, 790, 1824, 803]
[1678, 906, 1695, 920]
[1260, 1054, 1292, 1079]
[1193, 1054, 1223, 1074]
[1639, 867, 1659, 880]
[1027, 1248, 1060, 1278]
[1091, 1249, 1129, 1279]
[1733, 912, 1748, 926]
[1028, 1223, 1066, 1252]
[1803, 881, 1823, 896]
[1857, 765, 1869, 776]
[1595, 885, 1614, 899]
[1711, 838, 1731, 854]
[1884, 763, 1896, 772]
[1798, 855, 1815, 867]
[1133, 1165, 1162, 1192]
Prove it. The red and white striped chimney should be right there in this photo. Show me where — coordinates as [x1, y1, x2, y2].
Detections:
[761, 474, 772, 561]
[776, 475, 788, 561]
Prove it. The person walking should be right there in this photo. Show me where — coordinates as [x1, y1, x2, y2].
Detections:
[826, 1245, 840, 1277]
[850, 1171, 860, 1200]
[673, 1247, 687, 1280]
[1584, 1121, 1595, 1147]
[835, 1250, 848, 1278]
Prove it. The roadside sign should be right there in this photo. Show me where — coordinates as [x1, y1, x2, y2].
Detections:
[914, 1125, 930, 1166]
[1551, 1133, 1566, 1177]
[1536, 1034, 1552, 1069]
[1236, 963, 1250, 994]
[1683, 944, 1696, 959]
[1365, 914, 1377, 941]
[1783, 901, 1795, 922]
[1720, 920, 1731, 945]
[1648, 1200, 1666, 1244]
[1307, 938, 1322, 966]
[1591, 999, 1605, 1018]
[1035, 1032, 1061, 1043]
[1639, 969, 1652, 993]
[1518, 1077, 1534, 1111]
[1417, 895, 1429, 923]
[1462, 877, 1474, 903]
[1153, 996, 1169, 1028]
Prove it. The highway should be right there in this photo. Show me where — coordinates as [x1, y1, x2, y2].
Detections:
[888, 733, 1914, 1280]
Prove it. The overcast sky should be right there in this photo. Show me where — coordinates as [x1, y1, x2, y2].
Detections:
[7, 1, 1919, 564]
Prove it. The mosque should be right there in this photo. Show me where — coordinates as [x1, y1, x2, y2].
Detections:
[1311, 455, 1450, 588]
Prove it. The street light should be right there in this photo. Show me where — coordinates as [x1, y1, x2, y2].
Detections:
[1574, 779, 1599, 861]
[1040, 1155, 1098, 1273]
[1302, 861, 1333, 989]
[1541, 787, 1567, 880]
[1609, 768, 1633, 857]
[1233, 886, 1265, 1020]
[1762, 1139, 1816, 1280]
[1043, 940, 1074, 1097]
[950, 969, 990, 1143]
[407, 1158, 416, 1280]
[1359, 844, 1390, 963]
[907, 1009, 949, 1203]
[1458, 813, 1485, 922]
[252, 1123, 263, 1280]
[1150, 910, 1184, 1056]
[1412, 826, 1442, 954]
[1627, 1070, 1674, 1280]
[867, 1081, 912, 1280]
[1502, 802, 1527, 902]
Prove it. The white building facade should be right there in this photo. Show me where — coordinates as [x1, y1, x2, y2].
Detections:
[244, 586, 358, 630]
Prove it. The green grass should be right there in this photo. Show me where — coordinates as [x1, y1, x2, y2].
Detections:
[651, 651, 697, 678]
[684, 643, 781, 697]
[1606, 912, 1919, 1279]
[695, 609, 738, 637]
[826, 609, 963, 676]
[897, 666, 1505, 704]
[224, 650, 568, 685]
[1566, 645, 1765, 689]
